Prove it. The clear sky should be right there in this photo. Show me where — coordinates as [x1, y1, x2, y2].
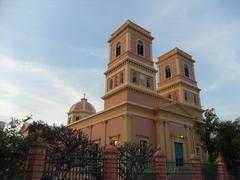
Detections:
[0, 0, 239, 125]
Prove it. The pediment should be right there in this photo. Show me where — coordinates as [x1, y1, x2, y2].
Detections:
[158, 102, 194, 118]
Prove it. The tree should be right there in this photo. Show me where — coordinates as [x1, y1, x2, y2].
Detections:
[0, 116, 32, 179]
[117, 142, 154, 180]
[194, 108, 220, 161]
[215, 119, 240, 165]
[194, 109, 240, 164]
[42, 126, 103, 179]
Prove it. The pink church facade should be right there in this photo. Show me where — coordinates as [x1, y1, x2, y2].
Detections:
[67, 20, 205, 162]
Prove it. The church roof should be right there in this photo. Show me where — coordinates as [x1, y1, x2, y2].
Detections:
[156, 47, 195, 64]
[69, 98, 96, 114]
[108, 19, 154, 42]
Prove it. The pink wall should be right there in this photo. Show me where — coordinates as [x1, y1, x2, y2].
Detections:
[169, 122, 186, 137]
[92, 123, 104, 144]
[128, 90, 169, 108]
[106, 116, 124, 145]
[104, 89, 127, 109]
[82, 127, 90, 138]
[131, 115, 156, 146]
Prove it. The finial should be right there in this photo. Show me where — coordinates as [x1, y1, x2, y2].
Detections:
[83, 93, 86, 99]
[81, 93, 87, 100]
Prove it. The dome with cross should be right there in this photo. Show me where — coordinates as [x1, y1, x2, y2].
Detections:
[67, 95, 96, 124]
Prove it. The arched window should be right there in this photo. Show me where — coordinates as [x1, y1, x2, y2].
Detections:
[168, 94, 172, 99]
[184, 64, 189, 77]
[132, 71, 137, 83]
[116, 42, 121, 57]
[109, 79, 113, 89]
[165, 65, 171, 78]
[120, 72, 124, 84]
[137, 40, 144, 56]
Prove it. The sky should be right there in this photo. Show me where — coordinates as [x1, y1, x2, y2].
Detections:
[0, 0, 239, 125]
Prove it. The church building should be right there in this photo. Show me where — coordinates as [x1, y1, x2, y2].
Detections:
[67, 20, 205, 162]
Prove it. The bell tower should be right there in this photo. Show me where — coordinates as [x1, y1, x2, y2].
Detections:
[102, 20, 157, 109]
[156, 48, 201, 108]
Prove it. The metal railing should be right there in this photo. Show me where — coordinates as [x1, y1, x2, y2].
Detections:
[166, 161, 192, 180]
[201, 161, 219, 180]
[42, 157, 104, 180]
[116, 158, 156, 180]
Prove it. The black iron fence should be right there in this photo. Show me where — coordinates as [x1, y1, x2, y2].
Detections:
[166, 161, 192, 180]
[39, 152, 240, 180]
[42, 156, 104, 180]
[116, 158, 156, 180]
[201, 161, 219, 180]
[227, 163, 240, 180]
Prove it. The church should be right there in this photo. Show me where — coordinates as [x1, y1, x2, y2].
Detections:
[67, 20, 205, 163]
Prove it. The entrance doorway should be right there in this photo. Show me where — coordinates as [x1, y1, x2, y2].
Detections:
[174, 142, 184, 166]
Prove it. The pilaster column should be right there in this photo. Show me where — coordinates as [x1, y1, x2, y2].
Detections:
[176, 58, 180, 75]
[155, 119, 166, 155]
[185, 125, 193, 157]
[126, 31, 131, 51]
[102, 120, 108, 146]
[122, 113, 132, 142]
[150, 43, 153, 60]
[164, 121, 172, 160]
[155, 120, 161, 148]
[189, 126, 195, 152]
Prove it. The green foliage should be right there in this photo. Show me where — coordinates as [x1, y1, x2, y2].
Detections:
[194, 108, 220, 161]
[215, 119, 240, 164]
[117, 142, 154, 180]
[194, 109, 240, 164]
[0, 116, 32, 179]
[27, 120, 54, 143]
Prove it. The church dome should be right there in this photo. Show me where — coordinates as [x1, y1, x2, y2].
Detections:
[69, 98, 96, 113]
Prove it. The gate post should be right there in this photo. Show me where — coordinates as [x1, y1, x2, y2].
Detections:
[189, 154, 202, 180]
[104, 145, 118, 180]
[154, 148, 167, 180]
[24, 142, 47, 180]
[216, 153, 229, 180]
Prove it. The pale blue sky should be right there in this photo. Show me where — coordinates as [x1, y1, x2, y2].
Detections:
[0, 0, 239, 125]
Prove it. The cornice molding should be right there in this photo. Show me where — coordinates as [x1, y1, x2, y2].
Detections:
[108, 20, 153, 43]
[105, 57, 156, 76]
[156, 47, 195, 64]
[157, 79, 200, 92]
